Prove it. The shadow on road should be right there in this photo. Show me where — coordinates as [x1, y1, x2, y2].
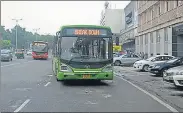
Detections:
[32, 58, 50, 61]
[150, 74, 162, 78]
[170, 93, 183, 97]
[61, 80, 109, 86]
[165, 86, 183, 91]
[1, 60, 10, 62]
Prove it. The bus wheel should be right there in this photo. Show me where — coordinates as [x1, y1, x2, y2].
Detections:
[56, 77, 62, 81]
[94, 80, 101, 83]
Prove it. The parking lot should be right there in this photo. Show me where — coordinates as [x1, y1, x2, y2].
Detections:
[114, 66, 183, 110]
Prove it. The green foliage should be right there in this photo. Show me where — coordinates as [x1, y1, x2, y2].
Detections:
[0, 25, 54, 49]
[2, 40, 11, 46]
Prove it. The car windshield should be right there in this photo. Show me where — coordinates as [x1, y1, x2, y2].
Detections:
[60, 37, 112, 62]
[1, 50, 9, 54]
[166, 57, 179, 63]
[146, 56, 156, 61]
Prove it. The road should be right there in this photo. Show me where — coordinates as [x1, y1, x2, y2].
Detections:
[114, 66, 183, 112]
[0, 55, 179, 112]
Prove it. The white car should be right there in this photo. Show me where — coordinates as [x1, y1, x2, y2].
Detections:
[27, 50, 32, 55]
[163, 65, 183, 88]
[113, 54, 142, 66]
[133, 55, 174, 72]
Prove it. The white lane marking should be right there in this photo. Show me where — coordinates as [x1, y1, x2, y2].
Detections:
[44, 82, 51, 87]
[85, 101, 98, 105]
[102, 94, 112, 98]
[13, 88, 32, 91]
[47, 74, 53, 77]
[1, 61, 35, 68]
[115, 74, 179, 113]
[14, 99, 30, 112]
[1, 63, 21, 67]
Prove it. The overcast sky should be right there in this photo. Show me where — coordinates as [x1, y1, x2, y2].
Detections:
[1, 1, 130, 35]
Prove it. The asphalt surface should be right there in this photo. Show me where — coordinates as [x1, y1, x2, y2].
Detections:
[114, 66, 183, 112]
[0, 55, 180, 112]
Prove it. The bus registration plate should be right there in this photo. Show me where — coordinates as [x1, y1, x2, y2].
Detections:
[83, 75, 91, 79]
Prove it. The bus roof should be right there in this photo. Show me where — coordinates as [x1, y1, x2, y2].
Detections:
[59, 25, 111, 31]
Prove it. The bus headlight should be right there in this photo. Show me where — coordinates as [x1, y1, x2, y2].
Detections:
[102, 64, 113, 72]
[60, 64, 73, 72]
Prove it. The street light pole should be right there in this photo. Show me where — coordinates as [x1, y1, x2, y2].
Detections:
[33, 28, 40, 41]
[12, 18, 22, 50]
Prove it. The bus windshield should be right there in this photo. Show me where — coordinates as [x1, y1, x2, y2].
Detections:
[32, 43, 48, 52]
[60, 36, 112, 63]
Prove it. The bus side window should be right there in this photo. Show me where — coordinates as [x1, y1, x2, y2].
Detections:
[56, 42, 59, 57]
[58, 38, 62, 56]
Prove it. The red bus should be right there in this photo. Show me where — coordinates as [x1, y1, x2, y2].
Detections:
[32, 41, 48, 60]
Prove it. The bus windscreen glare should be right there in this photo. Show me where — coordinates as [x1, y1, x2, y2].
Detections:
[32, 41, 48, 60]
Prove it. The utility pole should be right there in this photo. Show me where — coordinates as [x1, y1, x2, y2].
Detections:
[33, 28, 40, 41]
[12, 18, 22, 50]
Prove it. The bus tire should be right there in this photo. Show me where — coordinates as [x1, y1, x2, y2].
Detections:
[56, 77, 63, 82]
[95, 80, 101, 83]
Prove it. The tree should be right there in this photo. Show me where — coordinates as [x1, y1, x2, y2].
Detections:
[0, 25, 54, 49]
[0, 40, 11, 49]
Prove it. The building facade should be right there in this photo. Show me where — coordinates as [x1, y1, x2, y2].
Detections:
[120, 1, 138, 53]
[136, 0, 183, 57]
[100, 2, 125, 45]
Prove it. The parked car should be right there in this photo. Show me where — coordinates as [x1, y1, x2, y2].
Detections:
[27, 50, 32, 55]
[163, 65, 183, 89]
[149, 57, 183, 76]
[1, 49, 13, 61]
[113, 54, 142, 66]
[133, 55, 175, 72]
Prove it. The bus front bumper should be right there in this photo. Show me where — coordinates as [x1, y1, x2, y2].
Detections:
[57, 72, 113, 80]
[33, 55, 48, 59]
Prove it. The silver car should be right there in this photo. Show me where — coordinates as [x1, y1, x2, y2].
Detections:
[1, 49, 13, 61]
[113, 54, 142, 66]
[163, 65, 183, 89]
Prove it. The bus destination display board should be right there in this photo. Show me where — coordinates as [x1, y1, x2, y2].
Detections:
[63, 28, 110, 36]
[33, 42, 47, 46]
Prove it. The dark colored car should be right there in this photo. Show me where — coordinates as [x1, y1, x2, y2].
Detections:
[149, 57, 183, 76]
[1, 49, 13, 61]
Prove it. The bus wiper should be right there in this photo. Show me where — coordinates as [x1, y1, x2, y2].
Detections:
[68, 56, 80, 64]
[68, 55, 90, 63]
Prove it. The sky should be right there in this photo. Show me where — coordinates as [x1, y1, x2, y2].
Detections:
[1, 1, 130, 35]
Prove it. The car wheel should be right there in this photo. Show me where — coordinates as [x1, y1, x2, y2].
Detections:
[161, 69, 167, 77]
[143, 65, 149, 72]
[114, 60, 121, 66]
[174, 83, 183, 89]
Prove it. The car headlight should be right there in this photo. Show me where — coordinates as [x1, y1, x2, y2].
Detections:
[175, 72, 183, 75]
[60, 63, 73, 72]
[102, 64, 113, 72]
[155, 65, 160, 68]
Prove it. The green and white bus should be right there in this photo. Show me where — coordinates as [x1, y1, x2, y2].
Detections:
[52, 25, 113, 82]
